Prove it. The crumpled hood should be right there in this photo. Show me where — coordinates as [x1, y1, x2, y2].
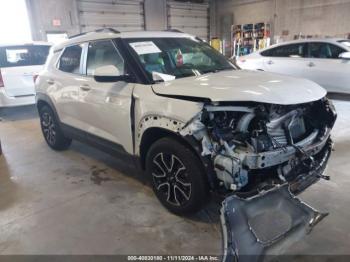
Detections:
[152, 70, 327, 105]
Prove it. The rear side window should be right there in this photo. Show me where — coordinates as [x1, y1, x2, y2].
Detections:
[0, 45, 50, 68]
[261, 43, 306, 58]
[308, 43, 346, 59]
[58, 44, 83, 74]
[86, 40, 125, 76]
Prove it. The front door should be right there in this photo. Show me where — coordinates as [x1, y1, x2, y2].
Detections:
[306, 42, 350, 93]
[77, 39, 134, 153]
[262, 42, 308, 79]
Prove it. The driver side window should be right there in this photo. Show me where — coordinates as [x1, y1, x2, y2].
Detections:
[86, 40, 125, 76]
[262, 43, 306, 58]
[308, 42, 346, 59]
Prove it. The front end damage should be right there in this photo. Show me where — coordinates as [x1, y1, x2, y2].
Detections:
[180, 97, 336, 259]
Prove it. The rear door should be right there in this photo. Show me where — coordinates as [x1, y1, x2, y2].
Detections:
[0, 45, 50, 97]
[52, 43, 88, 130]
[262, 43, 308, 78]
[306, 42, 350, 93]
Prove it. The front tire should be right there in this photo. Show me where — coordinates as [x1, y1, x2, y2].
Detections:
[39, 105, 72, 150]
[146, 137, 209, 215]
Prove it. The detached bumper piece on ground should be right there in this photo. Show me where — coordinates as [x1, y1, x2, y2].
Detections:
[220, 184, 328, 262]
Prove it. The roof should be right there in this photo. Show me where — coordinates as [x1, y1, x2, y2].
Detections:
[256, 38, 350, 53]
[0, 41, 52, 48]
[269, 38, 349, 47]
[53, 30, 194, 52]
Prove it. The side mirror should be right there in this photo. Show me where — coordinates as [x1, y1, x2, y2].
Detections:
[93, 65, 132, 82]
[94, 65, 120, 77]
[339, 52, 350, 60]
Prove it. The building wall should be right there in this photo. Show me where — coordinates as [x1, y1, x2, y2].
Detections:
[26, 0, 212, 41]
[216, 0, 350, 43]
[144, 0, 167, 31]
[26, 0, 80, 41]
[275, 0, 350, 40]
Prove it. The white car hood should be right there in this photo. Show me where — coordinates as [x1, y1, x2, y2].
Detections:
[152, 70, 327, 105]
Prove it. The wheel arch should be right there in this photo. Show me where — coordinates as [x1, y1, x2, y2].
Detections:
[37, 99, 50, 111]
[139, 126, 217, 189]
[36, 93, 60, 122]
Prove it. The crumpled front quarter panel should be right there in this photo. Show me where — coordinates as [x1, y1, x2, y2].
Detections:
[132, 84, 204, 155]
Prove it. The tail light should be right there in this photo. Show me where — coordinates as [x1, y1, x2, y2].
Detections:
[0, 69, 4, 88]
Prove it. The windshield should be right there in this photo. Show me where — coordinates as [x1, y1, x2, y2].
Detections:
[338, 40, 350, 48]
[125, 37, 234, 80]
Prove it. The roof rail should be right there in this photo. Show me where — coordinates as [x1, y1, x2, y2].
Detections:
[95, 28, 121, 34]
[164, 29, 184, 33]
[68, 32, 88, 39]
[68, 28, 120, 39]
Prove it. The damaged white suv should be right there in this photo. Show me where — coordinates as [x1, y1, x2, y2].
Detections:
[36, 29, 336, 219]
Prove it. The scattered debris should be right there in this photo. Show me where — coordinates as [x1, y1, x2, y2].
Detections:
[90, 167, 112, 185]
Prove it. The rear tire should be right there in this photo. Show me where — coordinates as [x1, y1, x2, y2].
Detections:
[146, 137, 210, 215]
[39, 105, 72, 150]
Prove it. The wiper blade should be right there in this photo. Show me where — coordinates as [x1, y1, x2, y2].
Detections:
[202, 68, 234, 74]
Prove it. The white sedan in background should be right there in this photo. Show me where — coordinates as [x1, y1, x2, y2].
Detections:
[236, 39, 350, 94]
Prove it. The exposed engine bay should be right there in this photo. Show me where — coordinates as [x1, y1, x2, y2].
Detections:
[181, 98, 336, 195]
[180, 97, 336, 261]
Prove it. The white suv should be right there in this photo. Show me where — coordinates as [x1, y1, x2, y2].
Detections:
[0, 42, 51, 107]
[36, 29, 336, 216]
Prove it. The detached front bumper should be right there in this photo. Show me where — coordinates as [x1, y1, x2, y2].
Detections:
[220, 138, 332, 261]
[221, 185, 328, 262]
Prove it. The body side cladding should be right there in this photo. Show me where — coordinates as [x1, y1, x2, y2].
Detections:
[61, 123, 142, 171]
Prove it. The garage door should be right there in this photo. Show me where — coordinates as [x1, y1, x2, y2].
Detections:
[167, 1, 209, 41]
[77, 0, 145, 32]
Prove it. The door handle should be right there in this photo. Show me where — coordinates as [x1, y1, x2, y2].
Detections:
[46, 79, 55, 85]
[267, 60, 274, 65]
[79, 84, 91, 91]
[308, 62, 316, 67]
